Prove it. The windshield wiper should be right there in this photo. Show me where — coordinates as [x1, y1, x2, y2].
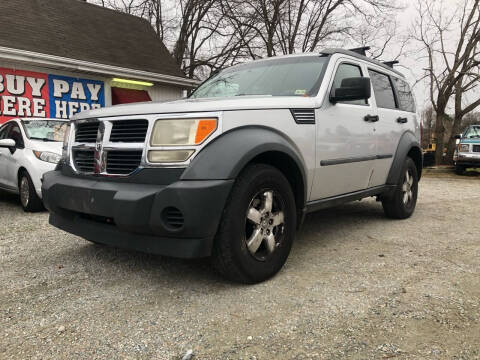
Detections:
[29, 137, 57, 142]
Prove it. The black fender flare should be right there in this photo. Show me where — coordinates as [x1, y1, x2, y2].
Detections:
[386, 131, 422, 185]
[181, 126, 308, 203]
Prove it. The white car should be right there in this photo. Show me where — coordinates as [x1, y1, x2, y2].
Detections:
[0, 118, 67, 211]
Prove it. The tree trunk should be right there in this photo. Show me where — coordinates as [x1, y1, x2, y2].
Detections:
[445, 114, 463, 164]
[445, 81, 465, 164]
[434, 111, 446, 165]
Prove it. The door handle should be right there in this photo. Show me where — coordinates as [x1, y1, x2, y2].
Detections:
[397, 117, 408, 124]
[364, 114, 379, 122]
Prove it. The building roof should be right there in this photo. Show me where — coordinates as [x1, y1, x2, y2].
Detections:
[0, 0, 185, 79]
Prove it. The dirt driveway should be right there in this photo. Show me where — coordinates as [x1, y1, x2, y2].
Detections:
[1, 172, 479, 359]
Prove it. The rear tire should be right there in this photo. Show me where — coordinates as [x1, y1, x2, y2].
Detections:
[212, 164, 296, 284]
[19, 171, 44, 212]
[455, 164, 465, 175]
[382, 157, 418, 219]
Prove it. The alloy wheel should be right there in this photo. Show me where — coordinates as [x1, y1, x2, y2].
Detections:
[245, 189, 285, 261]
[402, 170, 414, 206]
[20, 176, 30, 208]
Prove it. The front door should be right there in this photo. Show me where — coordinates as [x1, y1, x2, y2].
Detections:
[0, 123, 12, 189]
[2, 123, 25, 189]
[311, 60, 377, 200]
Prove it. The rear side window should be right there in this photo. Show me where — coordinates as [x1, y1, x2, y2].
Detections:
[332, 63, 366, 105]
[393, 78, 416, 112]
[368, 70, 396, 110]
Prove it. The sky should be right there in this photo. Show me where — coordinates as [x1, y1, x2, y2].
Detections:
[390, 0, 473, 113]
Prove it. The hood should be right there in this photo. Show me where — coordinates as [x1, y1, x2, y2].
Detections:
[459, 138, 480, 144]
[72, 96, 319, 120]
[26, 140, 63, 154]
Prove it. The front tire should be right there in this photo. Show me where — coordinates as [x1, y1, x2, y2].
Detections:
[19, 171, 44, 212]
[212, 164, 296, 284]
[382, 157, 418, 219]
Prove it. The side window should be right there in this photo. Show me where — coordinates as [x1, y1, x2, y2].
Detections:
[8, 123, 25, 148]
[393, 78, 416, 112]
[368, 70, 396, 110]
[0, 124, 10, 140]
[332, 63, 366, 105]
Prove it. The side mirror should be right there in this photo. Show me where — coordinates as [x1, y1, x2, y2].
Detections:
[330, 77, 371, 103]
[454, 134, 462, 139]
[0, 139, 15, 148]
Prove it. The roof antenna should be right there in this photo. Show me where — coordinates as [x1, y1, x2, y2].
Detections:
[383, 60, 400, 68]
[348, 46, 371, 56]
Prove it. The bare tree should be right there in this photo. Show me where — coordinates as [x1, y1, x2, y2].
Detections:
[223, 0, 397, 59]
[421, 106, 435, 148]
[412, 0, 480, 165]
[91, 0, 403, 80]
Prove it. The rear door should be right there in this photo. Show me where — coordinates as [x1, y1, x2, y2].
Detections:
[367, 69, 404, 187]
[311, 59, 377, 200]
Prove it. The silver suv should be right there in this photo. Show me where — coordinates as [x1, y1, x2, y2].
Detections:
[42, 49, 422, 283]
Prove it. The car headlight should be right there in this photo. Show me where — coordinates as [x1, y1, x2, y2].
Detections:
[458, 143, 470, 152]
[33, 150, 62, 164]
[150, 118, 217, 146]
[61, 123, 71, 161]
[149, 118, 217, 163]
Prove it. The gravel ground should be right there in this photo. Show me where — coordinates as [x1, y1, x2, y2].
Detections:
[1, 172, 479, 359]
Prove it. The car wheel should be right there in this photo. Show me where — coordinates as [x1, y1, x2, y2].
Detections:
[19, 172, 44, 212]
[382, 157, 418, 219]
[455, 164, 465, 175]
[212, 164, 296, 284]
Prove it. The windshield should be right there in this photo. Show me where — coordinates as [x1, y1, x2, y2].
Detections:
[464, 126, 480, 139]
[22, 120, 67, 142]
[190, 56, 329, 99]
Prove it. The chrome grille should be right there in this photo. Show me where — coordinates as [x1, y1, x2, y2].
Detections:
[73, 149, 95, 173]
[110, 119, 148, 143]
[75, 121, 99, 142]
[290, 109, 315, 124]
[473, 145, 480, 153]
[106, 150, 143, 174]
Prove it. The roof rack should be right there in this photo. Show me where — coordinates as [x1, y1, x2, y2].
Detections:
[383, 60, 399, 68]
[348, 46, 371, 56]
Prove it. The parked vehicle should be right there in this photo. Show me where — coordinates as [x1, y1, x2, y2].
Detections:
[454, 125, 480, 174]
[42, 49, 422, 283]
[0, 118, 67, 211]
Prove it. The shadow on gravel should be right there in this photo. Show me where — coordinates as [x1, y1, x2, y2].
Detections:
[63, 240, 227, 286]
[57, 200, 389, 285]
[0, 190, 20, 206]
[462, 170, 480, 177]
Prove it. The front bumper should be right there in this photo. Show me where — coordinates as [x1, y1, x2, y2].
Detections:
[454, 153, 480, 167]
[42, 170, 233, 258]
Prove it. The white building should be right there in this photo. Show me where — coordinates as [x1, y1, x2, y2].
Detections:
[0, 0, 198, 124]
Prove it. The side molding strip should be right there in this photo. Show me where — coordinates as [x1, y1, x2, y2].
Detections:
[376, 154, 393, 160]
[320, 154, 392, 166]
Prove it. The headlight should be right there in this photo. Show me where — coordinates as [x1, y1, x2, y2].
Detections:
[458, 144, 470, 152]
[61, 123, 71, 161]
[150, 118, 217, 146]
[33, 150, 62, 164]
